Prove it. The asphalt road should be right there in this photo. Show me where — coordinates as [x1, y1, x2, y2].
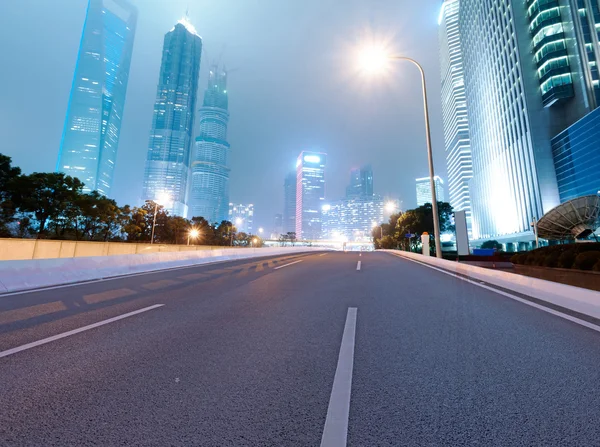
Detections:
[2, 251, 600, 446]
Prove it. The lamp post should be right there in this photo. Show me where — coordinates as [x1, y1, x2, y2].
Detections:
[188, 229, 200, 246]
[358, 48, 442, 258]
[151, 193, 171, 245]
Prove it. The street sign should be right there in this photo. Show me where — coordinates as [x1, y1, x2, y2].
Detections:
[405, 233, 415, 238]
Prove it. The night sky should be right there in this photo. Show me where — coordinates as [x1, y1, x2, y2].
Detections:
[0, 0, 445, 231]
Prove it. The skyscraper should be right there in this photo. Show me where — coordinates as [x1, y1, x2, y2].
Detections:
[322, 197, 384, 241]
[57, 0, 137, 197]
[142, 17, 202, 217]
[296, 151, 326, 240]
[439, 0, 473, 232]
[189, 66, 230, 223]
[228, 203, 254, 234]
[283, 172, 297, 234]
[458, 0, 600, 243]
[416, 176, 445, 206]
[346, 165, 374, 198]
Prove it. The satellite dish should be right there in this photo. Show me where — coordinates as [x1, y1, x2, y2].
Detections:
[537, 195, 600, 240]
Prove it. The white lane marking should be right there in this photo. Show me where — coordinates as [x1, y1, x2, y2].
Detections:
[359, 253, 362, 257]
[389, 253, 600, 334]
[274, 260, 303, 270]
[356, 261, 361, 271]
[0, 304, 164, 359]
[0, 255, 309, 297]
[321, 307, 357, 447]
[319, 253, 328, 257]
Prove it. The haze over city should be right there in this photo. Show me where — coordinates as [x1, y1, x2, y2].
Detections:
[0, 0, 445, 229]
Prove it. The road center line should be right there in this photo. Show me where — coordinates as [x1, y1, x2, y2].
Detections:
[0, 304, 164, 359]
[321, 307, 357, 447]
[356, 261, 361, 271]
[273, 260, 303, 270]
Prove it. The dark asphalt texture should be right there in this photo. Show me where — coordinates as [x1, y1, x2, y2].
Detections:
[1, 251, 600, 446]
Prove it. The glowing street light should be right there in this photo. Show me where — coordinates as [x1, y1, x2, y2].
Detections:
[258, 227, 264, 234]
[385, 201, 397, 214]
[356, 43, 443, 258]
[188, 228, 200, 246]
[151, 192, 171, 245]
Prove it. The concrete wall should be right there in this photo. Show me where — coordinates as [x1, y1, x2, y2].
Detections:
[384, 250, 600, 321]
[0, 238, 228, 261]
[0, 246, 323, 294]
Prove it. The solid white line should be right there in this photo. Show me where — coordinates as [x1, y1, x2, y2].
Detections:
[388, 253, 600, 334]
[0, 304, 164, 359]
[321, 307, 357, 447]
[274, 260, 303, 270]
[356, 261, 361, 271]
[0, 254, 310, 298]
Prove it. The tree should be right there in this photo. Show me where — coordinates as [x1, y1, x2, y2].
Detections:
[167, 216, 190, 245]
[396, 202, 454, 252]
[10, 172, 84, 237]
[0, 154, 22, 236]
[190, 216, 216, 245]
[122, 206, 148, 241]
[215, 221, 234, 246]
[481, 240, 503, 251]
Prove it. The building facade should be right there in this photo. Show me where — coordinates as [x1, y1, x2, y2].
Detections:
[346, 165, 374, 198]
[142, 18, 202, 217]
[322, 196, 384, 241]
[551, 106, 600, 202]
[416, 176, 445, 206]
[228, 203, 254, 234]
[283, 172, 297, 234]
[459, 0, 562, 242]
[57, 0, 137, 196]
[439, 0, 473, 232]
[189, 66, 230, 223]
[296, 152, 326, 240]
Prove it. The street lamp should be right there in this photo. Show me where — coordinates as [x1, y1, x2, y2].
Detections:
[372, 221, 383, 239]
[358, 45, 442, 258]
[258, 227, 264, 235]
[385, 201, 397, 214]
[151, 192, 171, 245]
[252, 237, 259, 247]
[188, 228, 200, 246]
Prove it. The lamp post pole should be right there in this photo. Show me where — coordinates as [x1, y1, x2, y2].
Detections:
[151, 201, 158, 245]
[391, 57, 442, 258]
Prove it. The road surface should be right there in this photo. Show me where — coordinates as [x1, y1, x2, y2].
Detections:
[2, 251, 600, 446]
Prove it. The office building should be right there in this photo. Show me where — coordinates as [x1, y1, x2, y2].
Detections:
[273, 213, 284, 238]
[322, 196, 384, 241]
[228, 203, 254, 234]
[296, 151, 326, 240]
[57, 0, 137, 196]
[416, 176, 445, 206]
[346, 165, 374, 198]
[458, 0, 600, 242]
[551, 107, 600, 202]
[189, 66, 230, 223]
[142, 17, 202, 217]
[283, 172, 297, 234]
[439, 0, 473, 232]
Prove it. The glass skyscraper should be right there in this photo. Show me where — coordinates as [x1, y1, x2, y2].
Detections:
[346, 165, 374, 198]
[57, 0, 137, 197]
[142, 18, 202, 217]
[296, 151, 326, 240]
[459, 0, 561, 242]
[189, 66, 230, 223]
[283, 172, 297, 234]
[322, 197, 384, 241]
[228, 203, 254, 234]
[439, 0, 473, 232]
[551, 106, 600, 202]
[416, 176, 445, 206]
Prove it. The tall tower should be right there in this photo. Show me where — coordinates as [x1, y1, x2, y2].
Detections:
[57, 0, 137, 197]
[296, 151, 326, 240]
[439, 0, 473, 233]
[416, 176, 445, 206]
[283, 172, 297, 233]
[189, 66, 230, 223]
[142, 17, 202, 217]
[346, 165, 374, 198]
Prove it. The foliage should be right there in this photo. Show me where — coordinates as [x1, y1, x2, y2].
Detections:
[0, 153, 263, 247]
[511, 243, 600, 271]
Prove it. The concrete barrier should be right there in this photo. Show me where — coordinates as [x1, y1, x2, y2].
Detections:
[0, 238, 242, 261]
[0, 247, 323, 294]
[384, 250, 600, 321]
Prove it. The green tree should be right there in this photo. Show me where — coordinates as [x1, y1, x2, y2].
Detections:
[0, 154, 22, 236]
[190, 216, 216, 245]
[122, 206, 148, 241]
[10, 173, 84, 237]
[396, 202, 454, 252]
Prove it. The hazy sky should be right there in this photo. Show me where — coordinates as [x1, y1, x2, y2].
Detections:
[0, 0, 445, 230]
